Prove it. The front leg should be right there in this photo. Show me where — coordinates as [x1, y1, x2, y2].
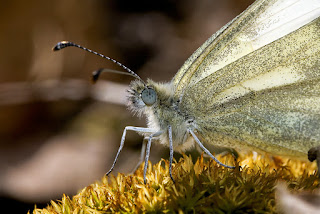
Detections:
[143, 130, 163, 184]
[131, 137, 147, 174]
[106, 126, 156, 176]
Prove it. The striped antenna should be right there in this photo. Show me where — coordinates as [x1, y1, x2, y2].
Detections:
[53, 41, 145, 85]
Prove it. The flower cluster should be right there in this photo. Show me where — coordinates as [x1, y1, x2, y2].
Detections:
[30, 153, 319, 213]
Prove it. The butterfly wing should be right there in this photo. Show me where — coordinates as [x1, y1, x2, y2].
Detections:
[173, 0, 320, 96]
[175, 0, 320, 158]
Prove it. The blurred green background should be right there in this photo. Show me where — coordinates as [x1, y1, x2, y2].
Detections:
[0, 0, 254, 213]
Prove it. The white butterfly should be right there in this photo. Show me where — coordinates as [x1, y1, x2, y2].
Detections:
[54, 0, 320, 183]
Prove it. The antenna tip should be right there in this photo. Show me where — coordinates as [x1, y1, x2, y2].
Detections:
[91, 69, 103, 84]
[53, 41, 71, 51]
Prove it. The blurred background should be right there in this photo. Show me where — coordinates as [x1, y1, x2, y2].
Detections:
[0, 0, 254, 213]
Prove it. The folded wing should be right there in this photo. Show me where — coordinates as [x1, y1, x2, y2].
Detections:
[173, 0, 320, 97]
[182, 16, 320, 157]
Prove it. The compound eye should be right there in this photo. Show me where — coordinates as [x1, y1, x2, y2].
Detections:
[141, 88, 157, 106]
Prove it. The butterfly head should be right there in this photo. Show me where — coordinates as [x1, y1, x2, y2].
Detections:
[127, 79, 159, 115]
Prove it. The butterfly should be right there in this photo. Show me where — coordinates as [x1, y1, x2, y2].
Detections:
[54, 0, 320, 183]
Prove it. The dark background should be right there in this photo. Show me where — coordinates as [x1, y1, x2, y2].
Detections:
[0, 0, 254, 213]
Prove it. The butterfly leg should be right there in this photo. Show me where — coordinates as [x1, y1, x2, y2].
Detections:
[131, 137, 147, 173]
[168, 125, 175, 183]
[188, 129, 235, 169]
[308, 145, 320, 176]
[106, 126, 156, 176]
[143, 131, 163, 184]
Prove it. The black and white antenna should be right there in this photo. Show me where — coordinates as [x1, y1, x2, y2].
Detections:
[53, 41, 146, 85]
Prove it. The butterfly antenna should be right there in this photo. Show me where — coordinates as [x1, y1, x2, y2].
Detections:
[53, 41, 146, 85]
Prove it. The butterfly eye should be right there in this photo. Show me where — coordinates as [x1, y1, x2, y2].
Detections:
[141, 88, 157, 106]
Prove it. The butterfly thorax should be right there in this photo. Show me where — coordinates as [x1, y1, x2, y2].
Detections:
[128, 79, 196, 151]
